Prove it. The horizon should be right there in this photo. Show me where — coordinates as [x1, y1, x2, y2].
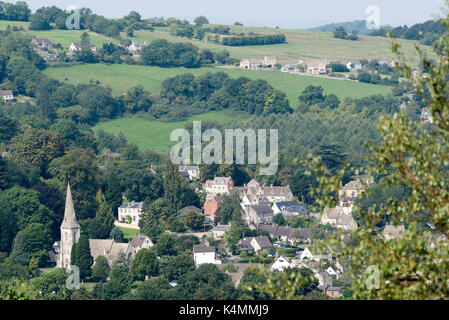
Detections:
[5, 0, 446, 29]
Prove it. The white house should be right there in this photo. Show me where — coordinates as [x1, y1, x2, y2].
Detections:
[0, 90, 15, 102]
[178, 165, 200, 181]
[271, 255, 293, 272]
[118, 201, 143, 226]
[69, 42, 98, 52]
[346, 60, 363, 71]
[129, 235, 153, 255]
[193, 244, 220, 267]
[297, 247, 318, 261]
[203, 176, 234, 195]
[128, 41, 147, 54]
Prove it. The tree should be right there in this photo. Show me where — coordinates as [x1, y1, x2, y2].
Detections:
[10, 223, 52, 267]
[160, 253, 195, 281]
[273, 213, 286, 226]
[89, 191, 115, 239]
[91, 255, 110, 282]
[194, 16, 209, 26]
[217, 190, 243, 224]
[103, 252, 131, 299]
[333, 26, 348, 39]
[110, 227, 125, 243]
[11, 128, 64, 176]
[0, 117, 19, 143]
[184, 210, 203, 230]
[155, 233, 178, 256]
[130, 248, 159, 281]
[298, 85, 325, 106]
[72, 235, 93, 280]
[134, 277, 171, 300]
[29, 12, 51, 30]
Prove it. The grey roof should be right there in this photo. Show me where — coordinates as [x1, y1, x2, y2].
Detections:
[250, 204, 273, 215]
[240, 236, 273, 251]
[275, 201, 309, 215]
[180, 206, 202, 216]
[61, 183, 80, 229]
[212, 224, 230, 232]
[257, 224, 293, 237]
[193, 244, 215, 253]
[119, 201, 143, 209]
[34, 38, 53, 46]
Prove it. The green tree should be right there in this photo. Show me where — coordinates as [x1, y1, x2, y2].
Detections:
[130, 248, 159, 281]
[91, 255, 110, 282]
[194, 16, 209, 26]
[89, 190, 115, 239]
[72, 235, 93, 280]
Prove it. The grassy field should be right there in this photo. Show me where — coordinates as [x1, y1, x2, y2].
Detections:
[93, 111, 239, 153]
[0, 20, 426, 64]
[43, 63, 392, 104]
[0, 20, 117, 47]
[126, 25, 426, 64]
[118, 226, 140, 239]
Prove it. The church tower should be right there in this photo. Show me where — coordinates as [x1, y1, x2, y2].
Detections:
[57, 182, 81, 269]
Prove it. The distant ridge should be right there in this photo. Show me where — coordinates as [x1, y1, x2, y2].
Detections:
[309, 20, 375, 36]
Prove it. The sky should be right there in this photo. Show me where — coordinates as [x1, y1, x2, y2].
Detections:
[12, 0, 448, 29]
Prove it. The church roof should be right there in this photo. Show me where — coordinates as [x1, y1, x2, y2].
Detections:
[61, 183, 80, 229]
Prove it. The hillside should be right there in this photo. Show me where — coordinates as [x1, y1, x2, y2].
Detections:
[0, 20, 427, 64]
[308, 20, 373, 35]
[43, 64, 392, 105]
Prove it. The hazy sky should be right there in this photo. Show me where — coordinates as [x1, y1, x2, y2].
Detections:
[14, 0, 447, 29]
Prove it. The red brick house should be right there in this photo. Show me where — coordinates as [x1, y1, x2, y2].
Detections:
[204, 194, 222, 223]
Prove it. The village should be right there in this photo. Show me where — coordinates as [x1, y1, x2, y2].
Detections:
[50, 163, 406, 299]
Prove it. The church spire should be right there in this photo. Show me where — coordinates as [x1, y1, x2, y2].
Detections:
[61, 182, 80, 229]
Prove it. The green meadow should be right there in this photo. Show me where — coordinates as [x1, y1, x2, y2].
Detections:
[93, 111, 239, 153]
[43, 63, 392, 104]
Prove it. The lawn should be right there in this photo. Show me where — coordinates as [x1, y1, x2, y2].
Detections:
[93, 111, 239, 153]
[43, 63, 392, 104]
[118, 226, 140, 239]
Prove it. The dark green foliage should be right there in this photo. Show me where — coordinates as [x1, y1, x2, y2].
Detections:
[141, 39, 202, 68]
[103, 253, 131, 299]
[71, 235, 93, 279]
[133, 277, 171, 300]
[160, 253, 195, 281]
[91, 255, 110, 282]
[222, 34, 286, 46]
[10, 223, 52, 266]
[217, 190, 243, 225]
[130, 248, 159, 281]
[110, 227, 125, 243]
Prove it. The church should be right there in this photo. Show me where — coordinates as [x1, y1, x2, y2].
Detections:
[53, 183, 153, 269]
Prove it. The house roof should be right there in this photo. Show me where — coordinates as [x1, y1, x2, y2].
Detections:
[257, 224, 293, 238]
[34, 38, 53, 46]
[240, 236, 273, 251]
[212, 224, 230, 232]
[0, 90, 13, 96]
[323, 207, 344, 219]
[180, 206, 202, 216]
[249, 204, 273, 215]
[119, 201, 143, 209]
[383, 224, 405, 237]
[89, 239, 114, 260]
[193, 244, 215, 253]
[341, 180, 365, 191]
[130, 235, 151, 248]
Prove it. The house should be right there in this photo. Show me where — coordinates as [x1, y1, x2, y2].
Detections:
[180, 205, 203, 216]
[178, 165, 200, 181]
[271, 255, 293, 272]
[218, 263, 258, 287]
[211, 224, 229, 239]
[239, 56, 277, 70]
[238, 179, 293, 206]
[325, 286, 342, 298]
[382, 223, 405, 240]
[306, 59, 329, 74]
[315, 272, 334, 287]
[193, 244, 220, 267]
[128, 41, 147, 54]
[272, 201, 309, 217]
[240, 58, 263, 70]
[69, 42, 98, 52]
[346, 60, 363, 71]
[203, 193, 222, 223]
[89, 239, 134, 265]
[297, 247, 317, 261]
[178, 170, 190, 181]
[203, 176, 234, 195]
[263, 55, 277, 67]
[338, 177, 371, 199]
[325, 266, 338, 279]
[336, 258, 349, 274]
[118, 201, 143, 226]
[239, 236, 273, 253]
[321, 207, 357, 231]
[281, 64, 296, 72]
[0, 90, 15, 102]
[244, 204, 274, 225]
[257, 224, 293, 242]
[33, 38, 54, 50]
[32, 38, 54, 49]
[289, 228, 311, 244]
[129, 235, 153, 255]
